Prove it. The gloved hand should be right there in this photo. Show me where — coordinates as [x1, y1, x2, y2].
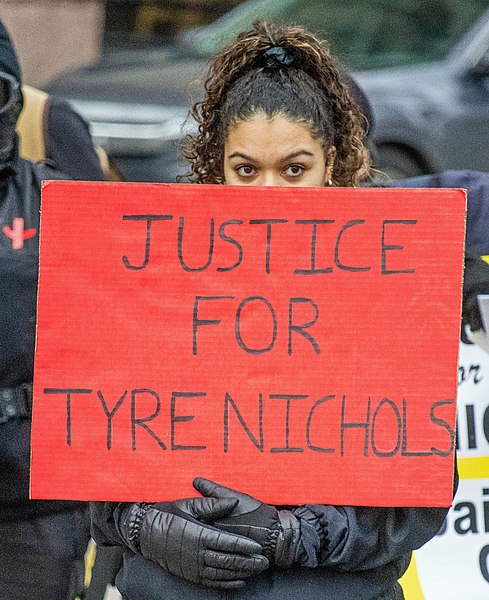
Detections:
[462, 253, 489, 332]
[117, 496, 269, 589]
[193, 478, 300, 568]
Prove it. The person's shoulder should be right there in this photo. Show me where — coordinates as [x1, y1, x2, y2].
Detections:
[17, 155, 69, 185]
[389, 170, 489, 189]
[44, 94, 107, 181]
[17, 86, 107, 182]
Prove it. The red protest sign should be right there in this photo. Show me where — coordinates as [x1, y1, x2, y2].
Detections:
[31, 181, 465, 506]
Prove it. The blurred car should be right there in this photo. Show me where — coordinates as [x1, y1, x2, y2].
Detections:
[45, 0, 489, 181]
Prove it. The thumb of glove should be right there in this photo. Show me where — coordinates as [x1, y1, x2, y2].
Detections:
[193, 477, 261, 513]
[174, 496, 239, 523]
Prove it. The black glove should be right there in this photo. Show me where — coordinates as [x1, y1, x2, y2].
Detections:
[462, 253, 489, 332]
[193, 478, 300, 568]
[117, 497, 269, 589]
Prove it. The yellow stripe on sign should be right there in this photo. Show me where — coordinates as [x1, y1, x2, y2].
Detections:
[481, 255, 489, 264]
[400, 554, 425, 600]
[457, 456, 489, 479]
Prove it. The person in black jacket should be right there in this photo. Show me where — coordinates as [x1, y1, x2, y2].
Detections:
[90, 21, 454, 600]
[377, 171, 489, 337]
[0, 20, 106, 600]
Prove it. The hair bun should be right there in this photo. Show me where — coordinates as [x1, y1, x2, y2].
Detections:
[261, 46, 295, 69]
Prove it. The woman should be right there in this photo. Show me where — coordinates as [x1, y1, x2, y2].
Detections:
[90, 20, 451, 600]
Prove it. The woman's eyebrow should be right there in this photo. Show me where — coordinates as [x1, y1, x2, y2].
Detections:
[227, 149, 315, 161]
[227, 151, 255, 161]
[281, 149, 315, 161]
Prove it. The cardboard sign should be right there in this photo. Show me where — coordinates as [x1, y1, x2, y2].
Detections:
[31, 182, 466, 506]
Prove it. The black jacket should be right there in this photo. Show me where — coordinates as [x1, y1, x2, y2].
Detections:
[0, 70, 85, 519]
[91, 495, 450, 600]
[0, 62, 104, 518]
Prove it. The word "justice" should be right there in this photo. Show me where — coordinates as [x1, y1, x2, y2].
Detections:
[121, 214, 417, 274]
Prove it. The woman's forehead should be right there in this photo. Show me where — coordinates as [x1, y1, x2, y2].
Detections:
[225, 112, 324, 158]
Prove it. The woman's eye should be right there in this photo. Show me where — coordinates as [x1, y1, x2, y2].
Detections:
[236, 165, 256, 177]
[285, 164, 304, 177]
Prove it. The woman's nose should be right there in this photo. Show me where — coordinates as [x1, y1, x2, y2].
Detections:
[260, 171, 284, 186]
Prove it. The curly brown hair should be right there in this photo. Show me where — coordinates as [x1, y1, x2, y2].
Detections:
[180, 20, 371, 186]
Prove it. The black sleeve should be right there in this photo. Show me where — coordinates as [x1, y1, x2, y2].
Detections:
[90, 502, 127, 547]
[294, 504, 447, 571]
[44, 96, 106, 181]
[462, 252, 489, 332]
[292, 461, 458, 571]
[0, 19, 22, 83]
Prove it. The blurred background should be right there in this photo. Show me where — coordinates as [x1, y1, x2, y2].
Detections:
[1, 0, 242, 87]
[3, 0, 489, 180]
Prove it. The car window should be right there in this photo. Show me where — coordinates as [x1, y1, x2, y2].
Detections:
[183, 0, 300, 55]
[188, 0, 489, 70]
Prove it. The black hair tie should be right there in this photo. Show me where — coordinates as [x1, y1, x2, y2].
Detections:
[261, 46, 295, 69]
